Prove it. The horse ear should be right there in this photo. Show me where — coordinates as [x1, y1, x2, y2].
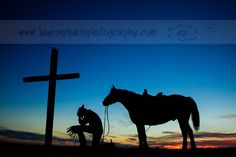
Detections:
[81, 104, 84, 108]
[112, 85, 116, 89]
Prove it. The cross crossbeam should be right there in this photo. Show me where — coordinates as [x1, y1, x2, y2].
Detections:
[23, 73, 80, 82]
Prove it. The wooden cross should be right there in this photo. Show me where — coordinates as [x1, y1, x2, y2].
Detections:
[23, 48, 80, 146]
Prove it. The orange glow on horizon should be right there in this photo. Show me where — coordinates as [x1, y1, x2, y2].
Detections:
[151, 144, 224, 150]
[162, 144, 182, 149]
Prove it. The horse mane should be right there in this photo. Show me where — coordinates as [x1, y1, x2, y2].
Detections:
[116, 89, 143, 99]
[116, 88, 141, 97]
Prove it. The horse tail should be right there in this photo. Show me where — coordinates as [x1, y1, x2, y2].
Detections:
[189, 97, 200, 131]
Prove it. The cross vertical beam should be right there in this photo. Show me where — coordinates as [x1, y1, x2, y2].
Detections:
[45, 48, 58, 146]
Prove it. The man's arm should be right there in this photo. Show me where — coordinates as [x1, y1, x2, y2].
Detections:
[79, 116, 87, 126]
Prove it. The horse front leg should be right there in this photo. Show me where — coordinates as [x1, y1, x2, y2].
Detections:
[136, 124, 149, 150]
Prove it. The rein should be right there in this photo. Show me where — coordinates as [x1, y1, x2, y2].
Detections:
[102, 106, 110, 142]
[145, 125, 151, 133]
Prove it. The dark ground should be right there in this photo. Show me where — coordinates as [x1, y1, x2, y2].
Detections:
[1, 142, 235, 157]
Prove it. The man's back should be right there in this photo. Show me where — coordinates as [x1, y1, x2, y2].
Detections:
[85, 109, 103, 131]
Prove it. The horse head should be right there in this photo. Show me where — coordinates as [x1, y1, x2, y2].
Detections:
[103, 85, 119, 106]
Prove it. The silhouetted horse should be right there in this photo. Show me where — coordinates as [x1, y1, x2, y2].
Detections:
[103, 86, 200, 150]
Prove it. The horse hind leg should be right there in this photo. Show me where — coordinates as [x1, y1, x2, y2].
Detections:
[178, 119, 188, 150]
[186, 123, 196, 150]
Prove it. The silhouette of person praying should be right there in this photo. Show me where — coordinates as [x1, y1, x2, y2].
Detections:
[67, 105, 103, 147]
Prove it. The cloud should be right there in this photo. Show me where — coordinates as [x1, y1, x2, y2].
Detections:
[127, 137, 137, 142]
[125, 131, 236, 148]
[0, 128, 81, 144]
[0, 126, 7, 130]
[218, 114, 236, 119]
[194, 132, 236, 138]
[0, 129, 44, 141]
[104, 135, 117, 139]
[162, 131, 179, 134]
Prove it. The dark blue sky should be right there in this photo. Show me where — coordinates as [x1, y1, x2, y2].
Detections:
[1, 0, 236, 19]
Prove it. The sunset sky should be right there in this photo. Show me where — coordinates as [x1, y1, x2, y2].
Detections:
[1, 0, 236, 149]
[1, 44, 236, 148]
